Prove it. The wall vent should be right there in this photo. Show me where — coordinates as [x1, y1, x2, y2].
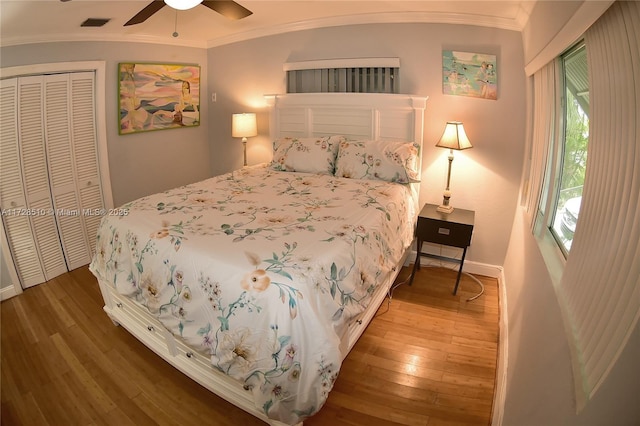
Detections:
[81, 18, 110, 27]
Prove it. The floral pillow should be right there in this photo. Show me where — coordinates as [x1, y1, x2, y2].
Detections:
[334, 139, 420, 183]
[270, 135, 345, 175]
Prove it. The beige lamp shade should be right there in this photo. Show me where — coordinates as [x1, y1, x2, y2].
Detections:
[435, 121, 473, 214]
[232, 113, 257, 138]
[436, 121, 473, 151]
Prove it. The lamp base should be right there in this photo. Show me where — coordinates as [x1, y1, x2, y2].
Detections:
[437, 204, 454, 214]
[242, 138, 247, 167]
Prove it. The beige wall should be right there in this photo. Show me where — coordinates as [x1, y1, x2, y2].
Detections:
[0, 41, 211, 207]
[207, 22, 527, 268]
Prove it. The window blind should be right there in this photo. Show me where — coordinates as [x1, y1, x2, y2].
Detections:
[525, 61, 556, 227]
[287, 67, 399, 94]
[284, 58, 400, 94]
[561, 0, 640, 408]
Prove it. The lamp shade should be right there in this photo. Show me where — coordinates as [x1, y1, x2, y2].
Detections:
[436, 121, 473, 150]
[164, 0, 203, 10]
[232, 113, 257, 138]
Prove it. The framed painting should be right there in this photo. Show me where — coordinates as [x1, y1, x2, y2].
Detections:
[442, 51, 497, 100]
[118, 62, 200, 134]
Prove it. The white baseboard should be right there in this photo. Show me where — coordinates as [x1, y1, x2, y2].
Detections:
[412, 249, 502, 279]
[491, 268, 508, 426]
[458, 260, 502, 279]
[1, 284, 21, 301]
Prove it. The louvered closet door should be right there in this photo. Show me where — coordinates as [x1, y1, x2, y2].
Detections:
[0, 79, 47, 287]
[17, 76, 67, 285]
[70, 72, 103, 260]
[44, 72, 101, 270]
[2, 71, 103, 288]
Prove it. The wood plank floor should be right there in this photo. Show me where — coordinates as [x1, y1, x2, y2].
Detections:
[1, 265, 499, 426]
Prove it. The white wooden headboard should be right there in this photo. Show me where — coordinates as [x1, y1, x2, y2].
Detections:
[265, 92, 428, 207]
[265, 92, 427, 147]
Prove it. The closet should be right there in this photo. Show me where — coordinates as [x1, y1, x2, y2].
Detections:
[1, 71, 106, 289]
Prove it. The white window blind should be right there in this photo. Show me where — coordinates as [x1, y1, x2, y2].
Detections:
[284, 58, 400, 94]
[560, 1, 639, 409]
[526, 61, 557, 227]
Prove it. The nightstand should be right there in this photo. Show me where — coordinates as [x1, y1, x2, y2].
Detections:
[409, 203, 475, 294]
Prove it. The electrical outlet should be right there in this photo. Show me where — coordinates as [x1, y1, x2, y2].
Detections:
[211, 92, 217, 102]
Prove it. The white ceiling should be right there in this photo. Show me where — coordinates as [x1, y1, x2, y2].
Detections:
[0, 1, 537, 49]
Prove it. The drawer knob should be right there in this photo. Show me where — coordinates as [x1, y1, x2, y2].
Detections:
[147, 325, 155, 332]
[186, 352, 193, 358]
[116, 302, 123, 308]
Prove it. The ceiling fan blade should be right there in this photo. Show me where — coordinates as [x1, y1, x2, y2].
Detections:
[124, 0, 166, 26]
[202, 1, 252, 20]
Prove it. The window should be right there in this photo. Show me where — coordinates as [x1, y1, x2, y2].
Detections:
[540, 43, 589, 256]
[283, 58, 400, 94]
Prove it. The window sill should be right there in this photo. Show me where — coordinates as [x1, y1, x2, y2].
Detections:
[533, 217, 566, 288]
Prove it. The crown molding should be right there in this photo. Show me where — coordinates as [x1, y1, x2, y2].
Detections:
[207, 11, 524, 48]
[2, 11, 524, 49]
[0, 32, 207, 49]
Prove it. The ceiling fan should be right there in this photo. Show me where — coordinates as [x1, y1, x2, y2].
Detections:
[124, 0, 253, 26]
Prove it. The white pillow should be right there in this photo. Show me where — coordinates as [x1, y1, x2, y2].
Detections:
[270, 135, 345, 175]
[334, 139, 420, 183]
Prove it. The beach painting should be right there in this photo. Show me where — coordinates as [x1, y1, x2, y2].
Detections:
[118, 63, 200, 134]
[442, 51, 497, 100]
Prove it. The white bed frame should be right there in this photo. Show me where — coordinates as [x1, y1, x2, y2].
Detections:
[97, 92, 427, 426]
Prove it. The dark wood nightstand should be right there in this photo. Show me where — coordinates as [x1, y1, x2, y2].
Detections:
[409, 203, 475, 294]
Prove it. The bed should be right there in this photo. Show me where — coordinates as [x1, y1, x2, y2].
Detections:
[90, 93, 427, 425]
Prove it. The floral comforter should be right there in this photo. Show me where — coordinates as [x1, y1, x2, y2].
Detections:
[89, 165, 417, 424]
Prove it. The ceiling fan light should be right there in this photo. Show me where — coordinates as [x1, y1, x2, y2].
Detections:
[164, 0, 203, 11]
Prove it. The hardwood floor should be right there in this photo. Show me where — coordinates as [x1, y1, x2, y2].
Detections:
[1, 265, 499, 426]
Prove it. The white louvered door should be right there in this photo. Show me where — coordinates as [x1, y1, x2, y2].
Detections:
[17, 75, 68, 285]
[1, 72, 104, 288]
[70, 73, 103, 260]
[0, 78, 48, 287]
[44, 72, 102, 270]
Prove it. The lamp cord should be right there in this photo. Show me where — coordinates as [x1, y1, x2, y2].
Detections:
[386, 255, 485, 303]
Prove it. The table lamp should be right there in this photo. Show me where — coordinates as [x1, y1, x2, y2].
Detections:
[435, 121, 473, 213]
[232, 113, 257, 166]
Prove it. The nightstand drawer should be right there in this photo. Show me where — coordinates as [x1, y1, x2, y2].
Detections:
[417, 218, 473, 248]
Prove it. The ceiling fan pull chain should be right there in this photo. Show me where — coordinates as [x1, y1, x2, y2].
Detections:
[172, 10, 179, 37]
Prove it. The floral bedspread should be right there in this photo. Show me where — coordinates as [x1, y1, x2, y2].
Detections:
[89, 165, 417, 424]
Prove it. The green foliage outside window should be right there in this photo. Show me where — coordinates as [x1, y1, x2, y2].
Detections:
[559, 89, 589, 206]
